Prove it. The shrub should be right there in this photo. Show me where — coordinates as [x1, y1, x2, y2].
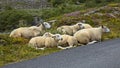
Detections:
[0, 10, 33, 32]
[48, 0, 64, 7]
[41, 4, 84, 19]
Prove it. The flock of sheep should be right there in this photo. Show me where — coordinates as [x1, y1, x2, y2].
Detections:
[9, 21, 110, 50]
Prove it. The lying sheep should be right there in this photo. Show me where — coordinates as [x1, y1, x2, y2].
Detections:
[9, 22, 51, 39]
[78, 22, 93, 29]
[58, 34, 78, 49]
[74, 25, 110, 45]
[43, 32, 78, 49]
[57, 23, 84, 35]
[9, 27, 40, 39]
[28, 34, 63, 50]
[43, 32, 54, 37]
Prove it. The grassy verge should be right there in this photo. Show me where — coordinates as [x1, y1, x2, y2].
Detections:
[0, 43, 60, 66]
[0, 34, 61, 66]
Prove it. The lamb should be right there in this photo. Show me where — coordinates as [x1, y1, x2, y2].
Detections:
[9, 22, 51, 39]
[58, 34, 78, 49]
[57, 23, 84, 35]
[28, 34, 63, 50]
[74, 25, 110, 45]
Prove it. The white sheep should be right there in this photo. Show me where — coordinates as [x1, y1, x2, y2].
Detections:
[28, 34, 63, 50]
[74, 25, 110, 45]
[58, 34, 78, 49]
[43, 32, 54, 37]
[77, 22, 93, 29]
[9, 22, 51, 39]
[57, 23, 84, 35]
[9, 27, 40, 39]
[43, 32, 78, 49]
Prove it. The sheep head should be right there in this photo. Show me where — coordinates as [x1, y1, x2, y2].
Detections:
[101, 25, 110, 33]
[43, 22, 51, 29]
[52, 34, 63, 41]
[76, 23, 85, 29]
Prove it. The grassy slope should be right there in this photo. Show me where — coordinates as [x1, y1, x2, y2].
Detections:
[49, 3, 120, 40]
[0, 43, 60, 66]
[0, 3, 120, 67]
[0, 35, 61, 66]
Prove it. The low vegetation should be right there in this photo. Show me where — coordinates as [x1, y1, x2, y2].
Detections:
[0, 10, 33, 32]
[0, 34, 60, 66]
[49, 3, 120, 40]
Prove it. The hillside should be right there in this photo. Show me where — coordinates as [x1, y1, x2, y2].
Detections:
[50, 3, 120, 40]
[0, 0, 50, 9]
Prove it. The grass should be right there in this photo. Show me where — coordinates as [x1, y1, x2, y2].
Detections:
[0, 3, 120, 67]
[0, 34, 61, 66]
[49, 3, 120, 40]
[21, 4, 87, 19]
[0, 43, 61, 66]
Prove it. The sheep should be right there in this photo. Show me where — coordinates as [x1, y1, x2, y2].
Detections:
[74, 25, 110, 45]
[43, 32, 54, 37]
[9, 22, 51, 39]
[43, 32, 78, 49]
[58, 34, 78, 49]
[77, 22, 93, 29]
[28, 34, 63, 50]
[9, 27, 40, 39]
[57, 23, 84, 35]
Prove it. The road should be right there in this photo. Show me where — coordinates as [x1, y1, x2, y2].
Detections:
[2, 38, 120, 68]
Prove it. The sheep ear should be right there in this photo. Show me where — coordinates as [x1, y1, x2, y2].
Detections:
[36, 23, 40, 27]
[101, 25, 104, 28]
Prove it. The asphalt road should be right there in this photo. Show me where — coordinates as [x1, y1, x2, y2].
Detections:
[2, 38, 120, 68]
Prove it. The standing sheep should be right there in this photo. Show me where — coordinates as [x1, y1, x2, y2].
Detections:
[28, 34, 63, 50]
[9, 22, 51, 39]
[57, 23, 84, 35]
[74, 25, 110, 45]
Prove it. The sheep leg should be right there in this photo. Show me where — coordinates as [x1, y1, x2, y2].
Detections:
[57, 45, 74, 49]
[87, 40, 97, 45]
[57, 46, 67, 50]
[65, 43, 74, 49]
[65, 45, 73, 49]
[35, 47, 46, 50]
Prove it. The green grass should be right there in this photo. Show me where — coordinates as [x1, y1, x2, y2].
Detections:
[21, 4, 87, 19]
[49, 3, 120, 40]
[0, 44, 60, 66]
[0, 34, 61, 66]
